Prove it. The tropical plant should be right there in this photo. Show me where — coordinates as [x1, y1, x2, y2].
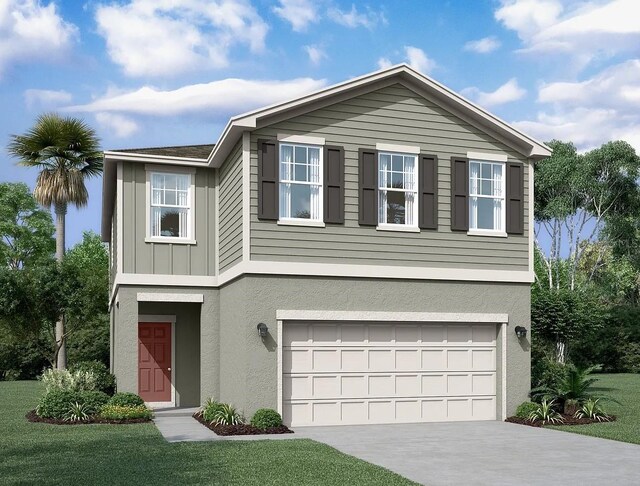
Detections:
[201, 398, 225, 423]
[250, 408, 283, 429]
[8, 113, 102, 369]
[574, 398, 610, 422]
[212, 403, 243, 426]
[531, 364, 606, 413]
[64, 401, 90, 422]
[99, 404, 152, 420]
[515, 402, 540, 419]
[107, 392, 145, 408]
[40, 368, 98, 393]
[528, 399, 564, 424]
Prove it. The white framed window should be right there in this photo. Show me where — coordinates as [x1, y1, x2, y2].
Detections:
[146, 168, 195, 243]
[279, 143, 323, 222]
[378, 152, 418, 228]
[469, 160, 505, 233]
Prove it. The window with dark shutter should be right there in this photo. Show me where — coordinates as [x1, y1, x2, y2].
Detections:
[324, 145, 345, 224]
[418, 154, 438, 229]
[257, 139, 278, 220]
[359, 148, 378, 226]
[506, 162, 524, 234]
[451, 157, 469, 231]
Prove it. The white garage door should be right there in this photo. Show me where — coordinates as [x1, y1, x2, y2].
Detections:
[282, 321, 497, 426]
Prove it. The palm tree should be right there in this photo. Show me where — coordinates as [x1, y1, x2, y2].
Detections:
[8, 113, 102, 369]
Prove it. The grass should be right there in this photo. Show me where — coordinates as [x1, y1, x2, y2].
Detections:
[552, 373, 640, 445]
[0, 381, 415, 485]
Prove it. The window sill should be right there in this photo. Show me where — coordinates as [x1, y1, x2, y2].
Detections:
[145, 237, 197, 245]
[376, 224, 420, 233]
[467, 229, 508, 238]
[277, 219, 326, 228]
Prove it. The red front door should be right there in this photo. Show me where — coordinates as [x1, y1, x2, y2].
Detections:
[138, 322, 172, 402]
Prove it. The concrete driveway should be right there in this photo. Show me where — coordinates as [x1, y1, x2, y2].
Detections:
[295, 421, 640, 485]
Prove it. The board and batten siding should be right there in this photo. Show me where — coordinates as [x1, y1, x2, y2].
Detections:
[121, 162, 216, 276]
[249, 83, 529, 271]
[219, 141, 244, 271]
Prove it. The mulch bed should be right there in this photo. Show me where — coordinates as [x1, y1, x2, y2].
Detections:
[193, 412, 293, 436]
[26, 410, 151, 425]
[506, 414, 617, 427]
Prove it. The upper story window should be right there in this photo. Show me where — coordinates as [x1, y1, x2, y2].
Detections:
[279, 143, 323, 221]
[469, 160, 505, 232]
[147, 170, 194, 242]
[378, 152, 418, 227]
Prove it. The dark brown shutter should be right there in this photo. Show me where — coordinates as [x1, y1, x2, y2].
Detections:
[359, 148, 378, 226]
[450, 157, 469, 231]
[257, 139, 278, 220]
[324, 145, 344, 224]
[418, 154, 438, 229]
[506, 162, 524, 234]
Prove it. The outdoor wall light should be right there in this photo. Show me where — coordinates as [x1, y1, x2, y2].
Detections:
[257, 323, 269, 338]
[515, 326, 528, 339]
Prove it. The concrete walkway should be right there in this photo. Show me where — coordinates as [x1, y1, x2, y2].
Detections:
[296, 421, 640, 486]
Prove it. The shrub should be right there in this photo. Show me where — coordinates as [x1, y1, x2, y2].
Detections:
[574, 398, 610, 422]
[69, 361, 116, 395]
[99, 405, 152, 420]
[515, 402, 539, 419]
[531, 354, 568, 397]
[619, 342, 640, 373]
[107, 392, 144, 408]
[212, 403, 243, 425]
[64, 402, 90, 422]
[251, 409, 283, 429]
[36, 389, 108, 419]
[40, 368, 98, 393]
[201, 398, 225, 423]
[528, 399, 563, 424]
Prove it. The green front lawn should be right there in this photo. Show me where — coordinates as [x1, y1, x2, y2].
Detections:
[552, 373, 640, 445]
[0, 381, 414, 485]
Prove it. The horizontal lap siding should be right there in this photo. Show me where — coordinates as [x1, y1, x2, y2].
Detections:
[219, 141, 243, 271]
[250, 83, 529, 271]
[122, 162, 216, 276]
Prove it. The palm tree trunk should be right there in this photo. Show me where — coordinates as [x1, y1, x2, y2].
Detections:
[55, 202, 66, 370]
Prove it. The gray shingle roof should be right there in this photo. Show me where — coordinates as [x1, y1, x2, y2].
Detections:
[112, 144, 215, 159]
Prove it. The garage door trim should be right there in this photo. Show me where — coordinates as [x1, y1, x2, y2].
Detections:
[276, 310, 509, 424]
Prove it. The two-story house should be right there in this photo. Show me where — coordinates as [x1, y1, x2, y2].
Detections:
[101, 64, 550, 427]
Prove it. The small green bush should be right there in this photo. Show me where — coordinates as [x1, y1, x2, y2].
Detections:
[250, 408, 283, 429]
[69, 361, 116, 395]
[107, 392, 144, 407]
[201, 398, 225, 423]
[515, 402, 540, 419]
[36, 390, 109, 418]
[99, 405, 152, 420]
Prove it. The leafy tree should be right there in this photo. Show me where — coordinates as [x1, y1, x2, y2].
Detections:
[0, 182, 54, 269]
[8, 113, 102, 369]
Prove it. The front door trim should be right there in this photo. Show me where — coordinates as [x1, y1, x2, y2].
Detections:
[139, 314, 176, 408]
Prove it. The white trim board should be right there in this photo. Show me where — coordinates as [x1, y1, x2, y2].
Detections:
[277, 134, 325, 145]
[467, 151, 508, 162]
[242, 131, 251, 262]
[276, 310, 509, 323]
[137, 293, 204, 303]
[376, 143, 420, 154]
[138, 315, 176, 408]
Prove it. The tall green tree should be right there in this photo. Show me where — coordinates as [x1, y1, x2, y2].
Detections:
[0, 182, 55, 269]
[8, 113, 102, 369]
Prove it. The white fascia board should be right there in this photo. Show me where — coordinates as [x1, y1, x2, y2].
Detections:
[137, 293, 204, 303]
[104, 151, 209, 166]
[276, 310, 509, 323]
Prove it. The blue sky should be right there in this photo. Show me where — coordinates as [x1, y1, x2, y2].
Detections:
[1, 0, 639, 248]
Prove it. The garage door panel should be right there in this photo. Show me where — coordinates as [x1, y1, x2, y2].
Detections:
[283, 321, 497, 426]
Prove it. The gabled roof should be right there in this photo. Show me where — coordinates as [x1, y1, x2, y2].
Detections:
[206, 63, 551, 167]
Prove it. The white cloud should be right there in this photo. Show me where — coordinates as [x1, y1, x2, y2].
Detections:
[377, 57, 392, 70]
[463, 36, 501, 54]
[327, 4, 386, 29]
[495, 0, 640, 67]
[462, 78, 526, 107]
[404, 46, 435, 74]
[273, 0, 318, 31]
[65, 77, 327, 118]
[514, 60, 640, 151]
[95, 0, 268, 77]
[24, 88, 72, 109]
[0, 0, 77, 77]
[95, 112, 139, 138]
[304, 45, 326, 65]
